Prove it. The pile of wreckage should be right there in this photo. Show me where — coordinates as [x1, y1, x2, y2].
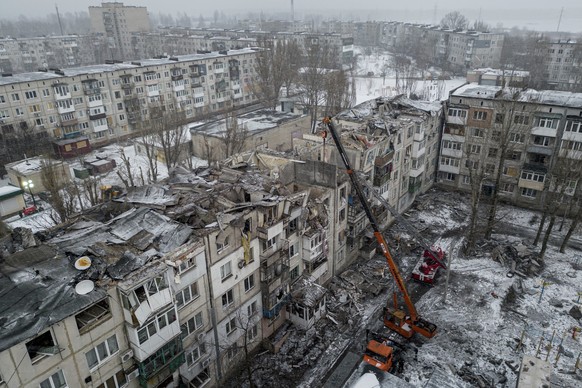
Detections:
[492, 243, 544, 278]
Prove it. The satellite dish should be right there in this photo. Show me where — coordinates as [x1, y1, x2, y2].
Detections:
[75, 280, 94, 295]
[74, 256, 92, 270]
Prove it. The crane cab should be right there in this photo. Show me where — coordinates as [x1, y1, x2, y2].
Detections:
[383, 307, 438, 339]
[363, 338, 394, 372]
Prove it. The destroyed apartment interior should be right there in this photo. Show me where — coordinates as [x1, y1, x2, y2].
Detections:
[1, 67, 582, 388]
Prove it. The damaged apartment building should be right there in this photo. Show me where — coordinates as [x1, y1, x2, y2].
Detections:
[293, 95, 443, 260]
[0, 150, 350, 388]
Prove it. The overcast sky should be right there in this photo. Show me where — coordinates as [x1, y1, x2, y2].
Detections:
[4, 1, 582, 32]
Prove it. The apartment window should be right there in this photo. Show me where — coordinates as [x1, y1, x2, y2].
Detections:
[53, 85, 68, 95]
[181, 312, 204, 338]
[508, 151, 522, 161]
[502, 166, 518, 177]
[440, 157, 460, 167]
[462, 175, 471, 185]
[565, 120, 582, 133]
[114, 91, 121, 99]
[190, 369, 211, 387]
[26, 331, 57, 363]
[290, 266, 299, 280]
[85, 335, 119, 370]
[226, 343, 238, 360]
[469, 144, 481, 154]
[15, 107, 24, 116]
[216, 236, 230, 252]
[472, 111, 488, 121]
[262, 236, 276, 251]
[538, 117, 556, 128]
[25, 91, 38, 99]
[186, 343, 207, 367]
[137, 308, 176, 344]
[179, 251, 204, 273]
[521, 188, 538, 198]
[176, 282, 199, 309]
[447, 108, 466, 117]
[509, 132, 525, 143]
[247, 323, 258, 341]
[485, 163, 495, 174]
[75, 299, 111, 331]
[247, 300, 258, 316]
[501, 183, 515, 193]
[0, 110, 9, 119]
[533, 136, 551, 146]
[39, 370, 67, 388]
[244, 274, 255, 293]
[514, 115, 529, 125]
[495, 113, 504, 124]
[11, 93, 20, 101]
[491, 130, 501, 142]
[465, 159, 479, 169]
[222, 289, 234, 308]
[442, 140, 462, 150]
[0, 95, 5, 103]
[134, 75, 142, 82]
[488, 148, 498, 158]
[220, 261, 232, 281]
[470, 128, 485, 138]
[225, 317, 237, 335]
[521, 171, 545, 182]
[95, 370, 127, 388]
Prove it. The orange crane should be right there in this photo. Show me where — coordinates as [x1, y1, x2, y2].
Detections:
[322, 117, 438, 370]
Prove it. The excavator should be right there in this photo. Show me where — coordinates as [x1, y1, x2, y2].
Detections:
[321, 117, 439, 372]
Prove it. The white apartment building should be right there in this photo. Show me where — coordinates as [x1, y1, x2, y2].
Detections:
[540, 40, 582, 91]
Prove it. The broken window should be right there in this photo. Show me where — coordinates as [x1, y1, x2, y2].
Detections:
[75, 299, 111, 332]
[189, 368, 211, 388]
[216, 235, 230, 252]
[178, 252, 204, 273]
[289, 243, 298, 258]
[262, 236, 276, 251]
[137, 307, 177, 345]
[26, 330, 58, 363]
[222, 289, 234, 308]
[225, 317, 237, 335]
[288, 217, 298, 233]
[290, 266, 299, 280]
[247, 301, 258, 316]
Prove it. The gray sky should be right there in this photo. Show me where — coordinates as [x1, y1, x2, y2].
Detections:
[4, 1, 582, 32]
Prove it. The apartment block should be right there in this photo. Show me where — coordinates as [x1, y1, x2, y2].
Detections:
[539, 40, 582, 91]
[293, 96, 443, 261]
[440, 83, 582, 208]
[0, 151, 351, 387]
[89, 2, 152, 61]
[382, 22, 504, 73]
[0, 48, 259, 166]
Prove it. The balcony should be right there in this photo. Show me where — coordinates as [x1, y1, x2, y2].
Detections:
[83, 86, 101, 96]
[523, 162, 548, 173]
[408, 180, 422, 194]
[527, 144, 553, 156]
[443, 124, 465, 137]
[128, 312, 181, 362]
[375, 149, 394, 167]
[409, 163, 425, 178]
[256, 220, 284, 240]
[89, 112, 106, 121]
[137, 335, 184, 385]
[60, 117, 78, 126]
[171, 73, 183, 81]
[121, 82, 134, 90]
[439, 163, 460, 175]
[87, 98, 103, 108]
[373, 171, 391, 187]
[518, 178, 544, 192]
[57, 104, 75, 114]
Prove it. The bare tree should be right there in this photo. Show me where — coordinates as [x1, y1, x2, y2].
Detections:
[483, 90, 531, 239]
[463, 141, 487, 254]
[116, 147, 136, 189]
[323, 69, 351, 117]
[220, 110, 248, 158]
[440, 11, 469, 30]
[253, 39, 287, 110]
[40, 157, 75, 224]
[0, 121, 51, 173]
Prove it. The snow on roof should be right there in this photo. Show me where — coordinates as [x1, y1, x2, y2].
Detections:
[4, 157, 67, 176]
[470, 68, 530, 78]
[0, 185, 23, 196]
[0, 207, 192, 352]
[452, 83, 582, 108]
[191, 108, 304, 137]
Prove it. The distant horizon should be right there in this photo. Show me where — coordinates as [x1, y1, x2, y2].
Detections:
[1, 4, 581, 35]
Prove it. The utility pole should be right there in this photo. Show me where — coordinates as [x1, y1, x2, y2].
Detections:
[290, 0, 295, 22]
[55, 4, 64, 36]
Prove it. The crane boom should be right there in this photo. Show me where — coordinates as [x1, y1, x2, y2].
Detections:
[322, 117, 437, 339]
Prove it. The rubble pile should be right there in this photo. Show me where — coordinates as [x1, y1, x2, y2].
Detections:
[492, 243, 544, 278]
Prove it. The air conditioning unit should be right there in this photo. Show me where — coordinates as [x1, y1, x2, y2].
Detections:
[201, 359, 210, 368]
[120, 349, 134, 363]
[126, 369, 139, 382]
[197, 332, 205, 341]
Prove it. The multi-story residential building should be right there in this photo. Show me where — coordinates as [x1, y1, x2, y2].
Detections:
[89, 2, 152, 61]
[293, 96, 443, 261]
[440, 83, 582, 208]
[0, 48, 259, 168]
[0, 153, 348, 387]
[539, 40, 582, 91]
[382, 22, 505, 73]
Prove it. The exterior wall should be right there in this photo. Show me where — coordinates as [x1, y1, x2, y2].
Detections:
[541, 41, 582, 90]
[440, 85, 582, 209]
[6, 159, 71, 194]
[0, 49, 259, 151]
